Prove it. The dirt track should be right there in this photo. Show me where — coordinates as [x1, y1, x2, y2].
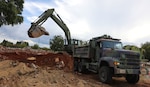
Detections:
[0, 46, 150, 87]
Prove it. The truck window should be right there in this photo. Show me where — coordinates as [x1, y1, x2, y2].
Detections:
[102, 41, 122, 49]
[114, 43, 122, 49]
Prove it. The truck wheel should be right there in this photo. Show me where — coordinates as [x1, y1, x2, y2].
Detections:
[125, 74, 139, 84]
[74, 59, 78, 72]
[98, 66, 112, 84]
[78, 61, 87, 73]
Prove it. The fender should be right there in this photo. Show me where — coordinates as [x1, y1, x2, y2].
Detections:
[98, 57, 116, 68]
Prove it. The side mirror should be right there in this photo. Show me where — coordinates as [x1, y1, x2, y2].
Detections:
[99, 43, 102, 48]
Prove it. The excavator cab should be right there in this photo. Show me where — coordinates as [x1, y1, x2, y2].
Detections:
[64, 39, 81, 46]
[64, 39, 82, 54]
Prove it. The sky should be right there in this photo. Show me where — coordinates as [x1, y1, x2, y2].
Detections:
[0, 0, 150, 48]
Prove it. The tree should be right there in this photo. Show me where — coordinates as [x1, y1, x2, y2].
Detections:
[123, 45, 139, 51]
[15, 41, 29, 48]
[141, 42, 150, 61]
[40, 47, 50, 51]
[0, 39, 13, 47]
[123, 45, 146, 60]
[0, 0, 24, 26]
[139, 48, 145, 60]
[31, 44, 39, 49]
[50, 35, 64, 51]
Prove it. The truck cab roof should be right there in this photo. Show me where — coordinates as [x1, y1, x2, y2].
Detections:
[91, 36, 121, 42]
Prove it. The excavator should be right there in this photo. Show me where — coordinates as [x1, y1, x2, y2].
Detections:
[28, 8, 80, 53]
[28, 8, 141, 84]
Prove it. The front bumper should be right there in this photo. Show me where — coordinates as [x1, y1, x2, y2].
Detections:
[115, 68, 140, 74]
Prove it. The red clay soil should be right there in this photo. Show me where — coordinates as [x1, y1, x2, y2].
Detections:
[0, 47, 74, 71]
[0, 46, 150, 87]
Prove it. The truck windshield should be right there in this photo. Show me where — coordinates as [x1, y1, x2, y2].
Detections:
[102, 41, 123, 49]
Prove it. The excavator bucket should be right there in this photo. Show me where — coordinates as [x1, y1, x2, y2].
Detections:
[28, 25, 49, 38]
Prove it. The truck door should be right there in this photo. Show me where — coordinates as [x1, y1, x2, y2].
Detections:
[95, 42, 102, 62]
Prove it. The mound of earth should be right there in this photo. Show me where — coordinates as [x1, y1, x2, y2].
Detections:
[0, 46, 150, 87]
[0, 46, 73, 71]
[0, 60, 100, 87]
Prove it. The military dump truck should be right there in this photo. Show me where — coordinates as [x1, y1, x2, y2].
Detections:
[73, 36, 141, 84]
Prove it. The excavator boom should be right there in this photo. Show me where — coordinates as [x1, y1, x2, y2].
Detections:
[28, 8, 71, 45]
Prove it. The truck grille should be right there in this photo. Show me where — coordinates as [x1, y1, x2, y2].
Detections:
[118, 54, 140, 69]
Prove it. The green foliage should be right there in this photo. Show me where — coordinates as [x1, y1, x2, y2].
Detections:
[123, 45, 145, 60]
[0, 39, 13, 47]
[15, 41, 29, 48]
[141, 42, 150, 61]
[50, 35, 64, 51]
[0, 39, 50, 51]
[123, 45, 140, 51]
[0, 40, 30, 48]
[40, 47, 50, 51]
[31, 44, 39, 49]
[0, 0, 24, 26]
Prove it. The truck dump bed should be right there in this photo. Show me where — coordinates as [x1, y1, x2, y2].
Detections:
[73, 45, 94, 59]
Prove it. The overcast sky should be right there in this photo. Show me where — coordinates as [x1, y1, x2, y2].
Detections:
[0, 0, 150, 47]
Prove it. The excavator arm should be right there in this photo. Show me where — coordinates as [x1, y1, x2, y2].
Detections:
[28, 8, 71, 45]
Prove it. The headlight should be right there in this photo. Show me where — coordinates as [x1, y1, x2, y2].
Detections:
[114, 61, 120, 65]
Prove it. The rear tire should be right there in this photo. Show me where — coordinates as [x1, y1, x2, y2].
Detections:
[78, 61, 87, 73]
[74, 59, 78, 72]
[98, 66, 112, 84]
[125, 74, 139, 84]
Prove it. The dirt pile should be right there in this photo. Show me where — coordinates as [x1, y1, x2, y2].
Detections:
[0, 60, 102, 87]
[0, 46, 75, 87]
[0, 46, 73, 71]
[0, 46, 150, 87]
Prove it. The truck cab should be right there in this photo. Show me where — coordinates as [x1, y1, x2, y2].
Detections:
[73, 36, 141, 84]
